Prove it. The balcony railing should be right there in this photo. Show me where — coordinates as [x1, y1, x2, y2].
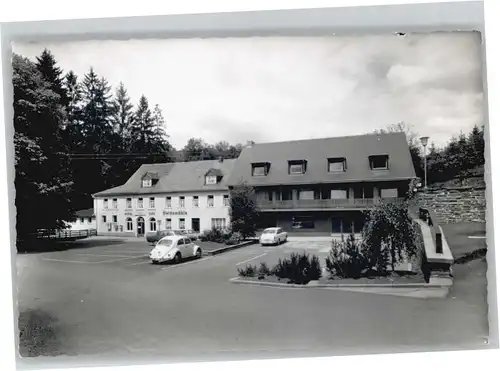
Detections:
[257, 197, 405, 210]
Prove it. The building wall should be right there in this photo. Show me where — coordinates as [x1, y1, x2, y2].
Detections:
[258, 210, 365, 236]
[67, 217, 96, 231]
[94, 190, 230, 236]
[413, 186, 486, 224]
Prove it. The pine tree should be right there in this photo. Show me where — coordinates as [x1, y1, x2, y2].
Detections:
[112, 82, 134, 141]
[36, 49, 69, 107]
[69, 67, 115, 209]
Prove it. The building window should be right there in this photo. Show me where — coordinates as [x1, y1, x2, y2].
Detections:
[179, 218, 186, 230]
[149, 218, 157, 231]
[112, 215, 118, 223]
[112, 198, 118, 209]
[211, 218, 226, 229]
[207, 195, 214, 207]
[223, 195, 229, 206]
[193, 196, 199, 207]
[330, 189, 348, 199]
[381, 188, 398, 198]
[251, 162, 270, 176]
[328, 157, 346, 172]
[179, 196, 185, 208]
[102, 215, 107, 223]
[126, 198, 132, 209]
[205, 176, 217, 185]
[149, 197, 155, 208]
[166, 196, 172, 208]
[79, 217, 84, 223]
[126, 217, 133, 231]
[288, 160, 306, 174]
[369, 155, 389, 170]
[299, 190, 314, 200]
[142, 179, 152, 188]
[137, 198, 143, 208]
[87, 217, 92, 223]
[103, 199, 108, 209]
[165, 218, 172, 230]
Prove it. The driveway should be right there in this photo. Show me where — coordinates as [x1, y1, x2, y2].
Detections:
[16, 236, 489, 368]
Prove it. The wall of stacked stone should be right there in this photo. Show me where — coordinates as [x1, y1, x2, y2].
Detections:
[412, 186, 486, 224]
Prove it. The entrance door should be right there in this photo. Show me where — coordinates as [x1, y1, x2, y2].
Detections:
[331, 217, 343, 234]
[137, 217, 145, 236]
[191, 218, 200, 232]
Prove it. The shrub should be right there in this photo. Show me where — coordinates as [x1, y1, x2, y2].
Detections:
[225, 231, 243, 245]
[325, 233, 368, 279]
[271, 252, 322, 284]
[258, 262, 271, 276]
[202, 227, 232, 243]
[237, 264, 257, 277]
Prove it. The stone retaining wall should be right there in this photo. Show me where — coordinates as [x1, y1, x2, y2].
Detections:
[412, 186, 486, 224]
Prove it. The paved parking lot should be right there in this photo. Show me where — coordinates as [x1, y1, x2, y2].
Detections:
[16, 234, 489, 367]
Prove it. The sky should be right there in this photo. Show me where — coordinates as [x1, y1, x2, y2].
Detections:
[13, 32, 484, 150]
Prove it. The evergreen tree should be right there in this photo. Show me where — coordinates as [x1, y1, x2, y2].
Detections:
[63, 70, 83, 143]
[112, 82, 134, 141]
[468, 125, 485, 167]
[130, 95, 155, 153]
[35, 49, 69, 107]
[13, 54, 74, 249]
[150, 103, 172, 162]
[69, 67, 115, 209]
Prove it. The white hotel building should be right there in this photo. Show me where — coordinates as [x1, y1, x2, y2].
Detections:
[92, 158, 236, 236]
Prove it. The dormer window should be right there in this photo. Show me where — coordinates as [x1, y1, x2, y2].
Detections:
[205, 168, 223, 184]
[252, 162, 270, 176]
[369, 155, 389, 170]
[205, 175, 217, 185]
[141, 172, 159, 188]
[288, 160, 307, 175]
[328, 157, 347, 172]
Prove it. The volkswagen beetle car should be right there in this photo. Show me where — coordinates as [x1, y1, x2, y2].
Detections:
[149, 235, 202, 264]
[146, 229, 187, 245]
[259, 227, 288, 246]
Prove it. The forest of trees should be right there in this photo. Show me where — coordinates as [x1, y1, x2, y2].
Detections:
[13, 50, 243, 243]
[375, 121, 485, 185]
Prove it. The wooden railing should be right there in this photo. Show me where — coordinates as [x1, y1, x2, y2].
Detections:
[34, 229, 97, 241]
[258, 197, 405, 210]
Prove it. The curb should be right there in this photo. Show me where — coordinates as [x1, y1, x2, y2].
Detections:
[205, 241, 257, 256]
[229, 277, 451, 289]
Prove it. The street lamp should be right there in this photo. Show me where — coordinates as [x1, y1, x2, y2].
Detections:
[420, 136, 430, 190]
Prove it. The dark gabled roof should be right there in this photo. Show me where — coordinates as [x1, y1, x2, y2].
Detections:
[93, 159, 237, 197]
[75, 208, 94, 218]
[226, 132, 416, 187]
